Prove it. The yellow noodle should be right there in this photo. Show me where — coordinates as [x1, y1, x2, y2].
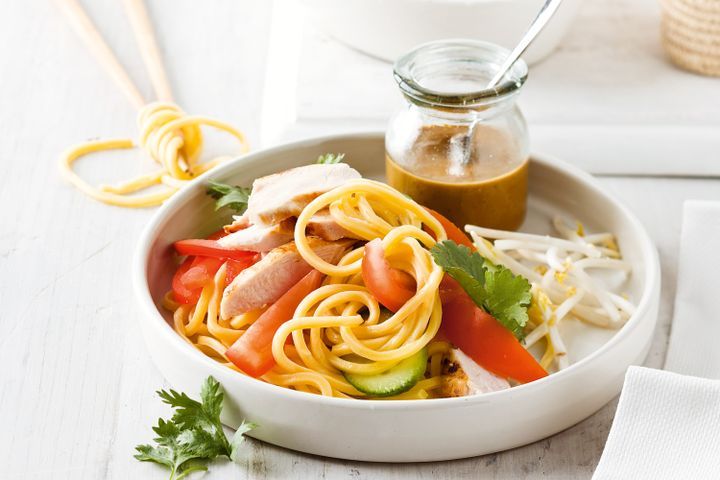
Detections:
[165, 178, 459, 398]
[429, 341, 451, 378]
[205, 265, 244, 347]
[60, 102, 249, 207]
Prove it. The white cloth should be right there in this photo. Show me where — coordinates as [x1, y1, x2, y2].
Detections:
[664, 201, 720, 378]
[593, 367, 720, 479]
[594, 201, 720, 479]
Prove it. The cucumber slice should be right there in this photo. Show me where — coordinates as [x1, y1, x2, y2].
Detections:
[344, 348, 428, 397]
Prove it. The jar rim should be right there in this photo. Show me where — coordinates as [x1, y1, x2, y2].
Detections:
[393, 39, 528, 109]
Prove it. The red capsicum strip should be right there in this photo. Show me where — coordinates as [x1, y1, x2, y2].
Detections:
[226, 269, 325, 377]
[439, 277, 547, 383]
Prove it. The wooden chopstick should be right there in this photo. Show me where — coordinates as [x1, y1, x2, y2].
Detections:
[55, 0, 175, 106]
[122, 0, 174, 103]
[54, 0, 146, 109]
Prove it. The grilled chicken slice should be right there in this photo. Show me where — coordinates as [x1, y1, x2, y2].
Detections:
[224, 213, 250, 233]
[440, 348, 510, 397]
[306, 209, 356, 241]
[220, 237, 353, 318]
[218, 218, 295, 252]
[245, 163, 361, 226]
[223, 209, 354, 249]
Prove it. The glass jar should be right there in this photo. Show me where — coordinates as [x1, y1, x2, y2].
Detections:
[386, 40, 530, 231]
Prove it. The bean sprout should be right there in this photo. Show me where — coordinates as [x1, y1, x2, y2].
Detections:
[466, 216, 634, 372]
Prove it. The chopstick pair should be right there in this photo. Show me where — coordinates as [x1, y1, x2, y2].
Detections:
[54, 0, 172, 108]
[54, 0, 249, 207]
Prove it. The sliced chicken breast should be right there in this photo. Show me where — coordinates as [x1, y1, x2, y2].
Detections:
[218, 218, 295, 252]
[306, 209, 356, 241]
[224, 213, 250, 233]
[246, 163, 361, 226]
[440, 348, 510, 397]
[220, 237, 354, 319]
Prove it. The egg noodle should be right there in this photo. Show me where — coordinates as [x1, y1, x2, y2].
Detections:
[164, 179, 455, 399]
[55, 0, 249, 208]
[60, 101, 249, 208]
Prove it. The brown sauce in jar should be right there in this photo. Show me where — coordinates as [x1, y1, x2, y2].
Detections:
[386, 124, 528, 231]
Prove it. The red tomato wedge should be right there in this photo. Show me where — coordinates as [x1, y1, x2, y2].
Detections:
[172, 255, 257, 304]
[173, 239, 256, 261]
[172, 256, 224, 304]
[226, 269, 325, 377]
[224, 257, 258, 286]
[438, 275, 466, 304]
[425, 208, 473, 248]
[171, 229, 257, 304]
[440, 281, 547, 384]
[361, 238, 416, 312]
[182, 257, 224, 289]
[172, 257, 200, 304]
[206, 229, 229, 241]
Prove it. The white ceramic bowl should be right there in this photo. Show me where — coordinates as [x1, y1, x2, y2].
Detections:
[134, 132, 660, 462]
[300, 0, 584, 64]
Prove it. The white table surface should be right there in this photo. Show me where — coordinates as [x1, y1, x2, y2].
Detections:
[1, 0, 719, 479]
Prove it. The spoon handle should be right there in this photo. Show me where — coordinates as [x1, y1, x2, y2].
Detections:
[487, 0, 565, 88]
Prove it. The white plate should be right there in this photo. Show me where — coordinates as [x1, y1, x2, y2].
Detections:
[134, 132, 660, 462]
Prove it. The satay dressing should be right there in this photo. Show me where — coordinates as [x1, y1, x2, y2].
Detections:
[386, 124, 528, 231]
[386, 40, 530, 231]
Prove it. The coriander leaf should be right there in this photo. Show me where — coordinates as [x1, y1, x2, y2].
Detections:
[430, 240, 532, 338]
[174, 458, 209, 480]
[134, 444, 176, 470]
[135, 376, 257, 480]
[230, 421, 257, 463]
[135, 419, 210, 480]
[206, 180, 251, 213]
[175, 426, 224, 459]
[430, 240, 489, 304]
[316, 152, 345, 165]
[158, 377, 231, 457]
[200, 376, 225, 421]
[482, 265, 532, 339]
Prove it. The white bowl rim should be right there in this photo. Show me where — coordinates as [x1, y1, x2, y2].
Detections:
[133, 130, 660, 411]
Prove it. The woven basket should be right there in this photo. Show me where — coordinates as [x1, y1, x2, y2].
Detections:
[660, 0, 720, 76]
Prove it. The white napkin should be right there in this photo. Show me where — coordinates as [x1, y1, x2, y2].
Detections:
[593, 367, 720, 479]
[594, 201, 720, 479]
[664, 201, 720, 378]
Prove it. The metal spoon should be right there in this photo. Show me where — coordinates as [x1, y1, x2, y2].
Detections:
[488, 0, 565, 89]
[462, 0, 564, 164]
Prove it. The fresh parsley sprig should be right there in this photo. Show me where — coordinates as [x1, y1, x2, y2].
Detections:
[206, 181, 251, 214]
[431, 240, 532, 339]
[134, 376, 256, 480]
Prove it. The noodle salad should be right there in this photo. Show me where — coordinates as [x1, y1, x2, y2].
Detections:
[161, 154, 634, 400]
